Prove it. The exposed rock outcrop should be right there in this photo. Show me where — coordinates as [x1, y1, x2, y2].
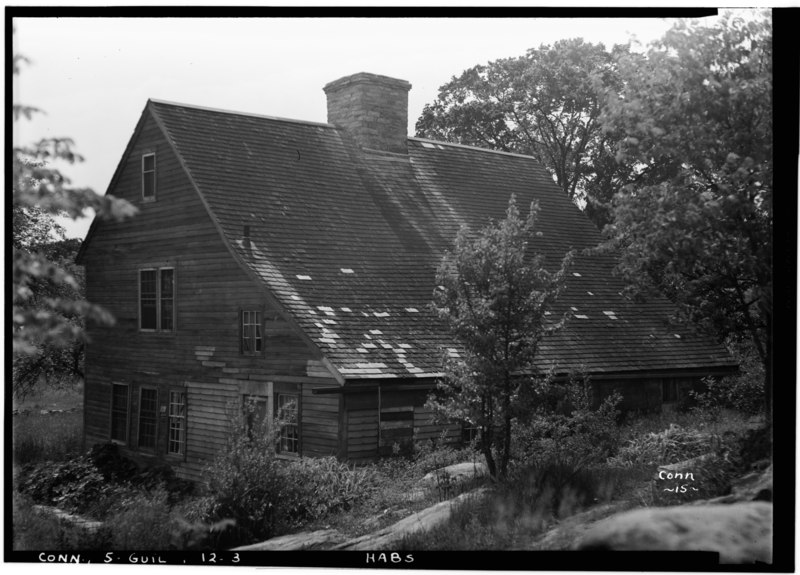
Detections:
[334, 488, 488, 550]
[576, 501, 773, 564]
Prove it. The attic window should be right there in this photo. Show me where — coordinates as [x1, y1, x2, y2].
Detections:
[142, 153, 156, 200]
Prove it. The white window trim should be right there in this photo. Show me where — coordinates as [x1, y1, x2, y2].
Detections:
[142, 152, 156, 201]
[139, 267, 176, 332]
[167, 390, 187, 457]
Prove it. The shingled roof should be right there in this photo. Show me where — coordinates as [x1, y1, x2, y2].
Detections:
[144, 77, 736, 382]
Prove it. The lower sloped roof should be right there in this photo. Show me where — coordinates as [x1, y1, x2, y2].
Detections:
[149, 100, 736, 380]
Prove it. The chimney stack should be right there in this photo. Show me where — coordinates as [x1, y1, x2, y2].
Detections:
[323, 72, 412, 155]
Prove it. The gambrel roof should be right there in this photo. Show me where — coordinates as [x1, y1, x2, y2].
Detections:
[130, 97, 736, 381]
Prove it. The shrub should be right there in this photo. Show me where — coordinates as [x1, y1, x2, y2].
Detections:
[203, 401, 376, 546]
[102, 488, 183, 549]
[513, 375, 621, 471]
[16, 457, 110, 515]
[691, 373, 764, 417]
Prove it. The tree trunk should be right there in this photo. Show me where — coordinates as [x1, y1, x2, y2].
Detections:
[500, 373, 512, 479]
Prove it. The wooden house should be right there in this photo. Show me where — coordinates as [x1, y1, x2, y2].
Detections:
[77, 72, 737, 481]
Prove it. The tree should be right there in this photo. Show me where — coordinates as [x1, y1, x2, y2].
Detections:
[415, 38, 631, 229]
[428, 196, 572, 479]
[12, 47, 137, 396]
[599, 11, 772, 414]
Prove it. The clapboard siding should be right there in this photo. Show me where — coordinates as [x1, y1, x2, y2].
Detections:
[301, 383, 340, 456]
[346, 408, 379, 460]
[81, 111, 332, 480]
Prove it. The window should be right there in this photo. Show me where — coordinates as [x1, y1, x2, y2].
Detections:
[276, 393, 299, 454]
[241, 310, 263, 354]
[168, 391, 186, 456]
[138, 387, 158, 450]
[142, 153, 156, 200]
[110, 383, 129, 443]
[140, 268, 175, 331]
[461, 421, 479, 445]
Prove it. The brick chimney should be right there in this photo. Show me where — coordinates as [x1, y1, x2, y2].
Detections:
[323, 72, 412, 155]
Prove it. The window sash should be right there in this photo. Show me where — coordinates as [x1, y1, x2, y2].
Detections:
[140, 270, 158, 330]
[241, 310, 262, 354]
[160, 269, 174, 331]
[138, 387, 158, 450]
[140, 268, 174, 332]
[168, 391, 186, 455]
[110, 384, 129, 443]
[142, 153, 156, 199]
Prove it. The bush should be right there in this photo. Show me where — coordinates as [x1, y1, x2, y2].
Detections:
[102, 488, 183, 549]
[691, 373, 764, 416]
[513, 376, 621, 471]
[203, 402, 376, 546]
[16, 457, 111, 515]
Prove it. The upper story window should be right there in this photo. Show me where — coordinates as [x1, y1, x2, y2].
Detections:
[140, 267, 175, 331]
[142, 153, 156, 200]
[241, 310, 263, 354]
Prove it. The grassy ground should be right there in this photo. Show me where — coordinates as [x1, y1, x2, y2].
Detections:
[12, 383, 84, 466]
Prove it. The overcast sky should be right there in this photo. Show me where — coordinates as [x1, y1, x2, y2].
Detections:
[13, 13, 732, 239]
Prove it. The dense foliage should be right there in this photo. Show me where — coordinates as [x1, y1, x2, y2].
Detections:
[599, 11, 772, 414]
[12, 47, 136, 397]
[416, 38, 631, 228]
[429, 196, 572, 479]
[201, 403, 374, 546]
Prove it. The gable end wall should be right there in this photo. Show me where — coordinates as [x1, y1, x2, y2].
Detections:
[81, 111, 340, 481]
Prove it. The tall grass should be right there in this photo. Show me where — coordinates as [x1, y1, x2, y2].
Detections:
[13, 410, 83, 465]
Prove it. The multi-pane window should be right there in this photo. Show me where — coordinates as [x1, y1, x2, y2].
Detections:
[142, 153, 156, 200]
[168, 391, 186, 456]
[138, 387, 158, 450]
[241, 311, 262, 354]
[110, 383, 129, 443]
[140, 268, 174, 331]
[276, 394, 299, 454]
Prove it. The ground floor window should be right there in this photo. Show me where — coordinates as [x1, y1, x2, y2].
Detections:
[138, 387, 159, 450]
[110, 383, 129, 443]
[168, 391, 186, 455]
[461, 421, 480, 445]
[276, 393, 299, 454]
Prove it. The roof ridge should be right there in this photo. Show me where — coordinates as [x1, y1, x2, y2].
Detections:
[409, 136, 538, 160]
[147, 98, 335, 129]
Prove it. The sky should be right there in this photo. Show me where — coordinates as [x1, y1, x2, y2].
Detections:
[11, 12, 732, 239]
